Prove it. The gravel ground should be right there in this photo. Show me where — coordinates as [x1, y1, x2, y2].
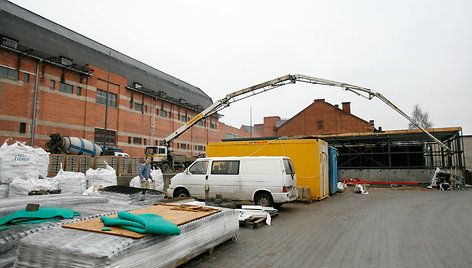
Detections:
[182, 187, 472, 268]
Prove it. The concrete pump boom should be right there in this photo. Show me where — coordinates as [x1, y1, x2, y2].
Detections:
[163, 74, 450, 152]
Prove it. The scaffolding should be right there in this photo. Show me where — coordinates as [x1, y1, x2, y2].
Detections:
[317, 127, 464, 170]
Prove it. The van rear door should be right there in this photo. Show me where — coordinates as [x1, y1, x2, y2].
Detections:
[283, 158, 296, 187]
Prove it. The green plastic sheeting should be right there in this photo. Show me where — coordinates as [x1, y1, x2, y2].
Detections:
[0, 207, 80, 231]
[100, 212, 180, 236]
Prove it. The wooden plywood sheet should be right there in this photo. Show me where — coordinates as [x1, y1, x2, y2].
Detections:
[63, 204, 221, 239]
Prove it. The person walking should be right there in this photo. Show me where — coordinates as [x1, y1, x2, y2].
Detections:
[139, 157, 153, 189]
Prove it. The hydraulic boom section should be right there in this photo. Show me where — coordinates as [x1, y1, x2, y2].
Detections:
[162, 74, 450, 152]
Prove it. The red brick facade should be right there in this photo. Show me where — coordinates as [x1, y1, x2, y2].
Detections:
[0, 48, 253, 157]
[270, 99, 375, 136]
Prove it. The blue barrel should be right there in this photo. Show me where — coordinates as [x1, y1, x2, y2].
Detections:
[328, 147, 338, 195]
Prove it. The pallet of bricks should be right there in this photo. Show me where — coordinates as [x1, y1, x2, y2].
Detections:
[48, 155, 94, 177]
[48, 155, 139, 177]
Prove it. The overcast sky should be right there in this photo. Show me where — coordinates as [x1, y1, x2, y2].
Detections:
[10, 0, 472, 134]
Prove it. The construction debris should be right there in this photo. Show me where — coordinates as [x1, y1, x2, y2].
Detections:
[237, 205, 278, 228]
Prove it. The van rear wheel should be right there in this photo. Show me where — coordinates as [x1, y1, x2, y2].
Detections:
[255, 192, 274, 207]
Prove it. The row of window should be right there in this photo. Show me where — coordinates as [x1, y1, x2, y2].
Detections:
[0, 65, 19, 80]
[50, 80, 82, 97]
[176, 143, 206, 152]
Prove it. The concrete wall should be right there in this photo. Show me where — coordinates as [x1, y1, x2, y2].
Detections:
[338, 169, 438, 184]
[462, 135, 472, 169]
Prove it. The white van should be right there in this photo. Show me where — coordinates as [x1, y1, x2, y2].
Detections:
[167, 156, 298, 208]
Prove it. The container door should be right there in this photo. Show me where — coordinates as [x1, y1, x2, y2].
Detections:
[207, 160, 240, 199]
[186, 160, 209, 199]
[321, 151, 329, 197]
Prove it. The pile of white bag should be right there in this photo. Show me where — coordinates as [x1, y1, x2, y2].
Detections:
[0, 140, 50, 197]
[83, 163, 117, 195]
[129, 167, 164, 191]
[52, 166, 87, 195]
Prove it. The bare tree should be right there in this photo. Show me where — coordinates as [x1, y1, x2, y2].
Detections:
[409, 104, 433, 129]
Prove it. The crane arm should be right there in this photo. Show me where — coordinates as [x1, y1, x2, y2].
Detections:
[163, 74, 450, 152]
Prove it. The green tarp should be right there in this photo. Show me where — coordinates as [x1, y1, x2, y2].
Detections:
[100, 211, 180, 236]
[0, 207, 80, 230]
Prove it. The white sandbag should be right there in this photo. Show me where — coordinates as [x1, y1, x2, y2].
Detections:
[86, 163, 116, 187]
[0, 140, 49, 184]
[129, 176, 140, 188]
[82, 184, 105, 196]
[53, 168, 87, 195]
[8, 175, 59, 197]
[129, 168, 164, 191]
[150, 167, 164, 191]
[337, 182, 344, 192]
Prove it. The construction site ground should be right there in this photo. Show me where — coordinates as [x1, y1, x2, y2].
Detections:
[183, 187, 472, 267]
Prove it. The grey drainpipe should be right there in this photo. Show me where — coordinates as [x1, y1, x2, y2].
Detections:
[31, 59, 41, 146]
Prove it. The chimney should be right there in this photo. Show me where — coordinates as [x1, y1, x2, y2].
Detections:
[314, 99, 325, 103]
[342, 102, 351, 114]
[369, 120, 375, 131]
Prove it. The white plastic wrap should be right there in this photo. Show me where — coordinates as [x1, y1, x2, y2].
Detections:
[0, 184, 9, 198]
[53, 168, 87, 195]
[0, 140, 49, 184]
[86, 164, 117, 187]
[13, 207, 239, 267]
[0, 194, 157, 268]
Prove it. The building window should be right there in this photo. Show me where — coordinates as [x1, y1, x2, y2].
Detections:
[180, 114, 187, 122]
[0, 66, 18, 80]
[94, 128, 116, 145]
[77, 87, 81, 96]
[59, 82, 73, 94]
[144, 138, 147, 145]
[128, 137, 132, 144]
[133, 137, 142, 145]
[96, 89, 117, 107]
[155, 140, 158, 145]
[317, 120, 324, 130]
[19, 122, 26, 133]
[156, 108, 159, 115]
[210, 122, 216, 129]
[145, 105, 148, 113]
[24, 73, 30, 84]
[50, 80, 55, 89]
[160, 109, 167, 117]
[134, 102, 143, 112]
[129, 101, 133, 109]
[168, 111, 172, 118]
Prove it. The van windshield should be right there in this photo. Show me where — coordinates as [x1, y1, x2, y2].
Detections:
[283, 159, 295, 175]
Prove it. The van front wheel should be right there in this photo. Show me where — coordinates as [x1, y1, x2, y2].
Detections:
[174, 189, 189, 198]
[254, 193, 274, 208]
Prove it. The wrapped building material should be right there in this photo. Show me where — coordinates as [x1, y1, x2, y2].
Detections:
[13, 208, 238, 267]
[0, 195, 149, 268]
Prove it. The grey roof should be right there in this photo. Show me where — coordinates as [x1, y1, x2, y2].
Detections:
[0, 0, 212, 110]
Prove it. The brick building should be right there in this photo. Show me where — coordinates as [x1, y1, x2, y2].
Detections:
[0, 1, 253, 157]
[260, 99, 376, 137]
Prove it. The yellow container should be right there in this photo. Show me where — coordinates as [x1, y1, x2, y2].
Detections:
[206, 139, 329, 200]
